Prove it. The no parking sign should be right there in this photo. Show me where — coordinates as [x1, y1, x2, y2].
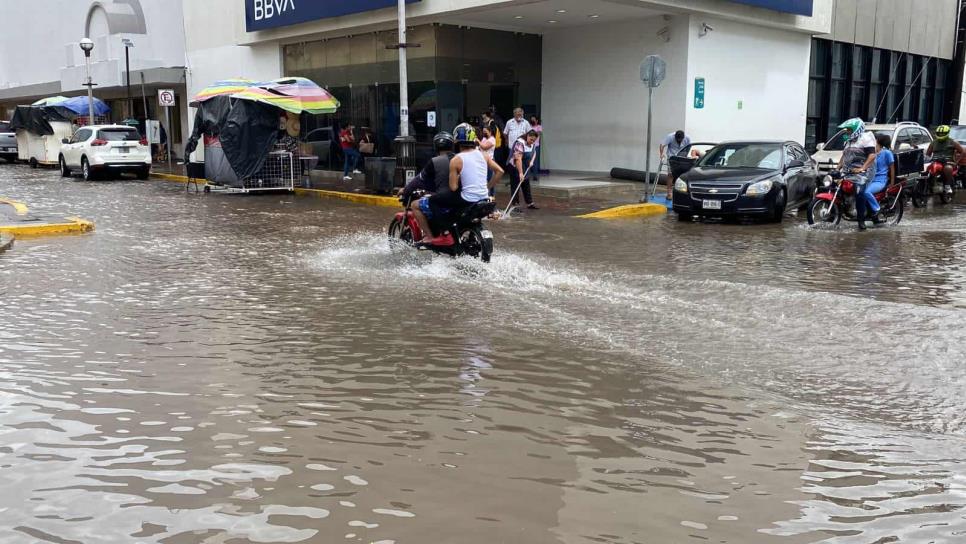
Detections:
[158, 89, 176, 107]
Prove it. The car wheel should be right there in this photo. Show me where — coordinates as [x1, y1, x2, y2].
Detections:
[82, 157, 94, 181]
[676, 212, 693, 221]
[29, 157, 37, 169]
[59, 156, 71, 177]
[136, 166, 150, 180]
[771, 189, 786, 223]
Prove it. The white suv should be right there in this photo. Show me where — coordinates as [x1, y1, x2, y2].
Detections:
[59, 125, 151, 181]
[812, 121, 932, 173]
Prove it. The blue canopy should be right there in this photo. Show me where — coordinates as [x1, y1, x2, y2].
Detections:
[58, 96, 111, 116]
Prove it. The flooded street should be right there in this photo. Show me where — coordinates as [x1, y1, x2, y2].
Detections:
[3, 165, 966, 543]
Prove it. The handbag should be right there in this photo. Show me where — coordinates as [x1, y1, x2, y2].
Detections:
[359, 141, 375, 154]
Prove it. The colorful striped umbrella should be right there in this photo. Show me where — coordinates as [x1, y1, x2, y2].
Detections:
[189, 78, 263, 106]
[231, 77, 340, 115]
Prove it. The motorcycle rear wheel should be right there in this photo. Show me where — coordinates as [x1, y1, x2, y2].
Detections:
[807, 197, 841, 226]
[884, 195, 905, 225]
[459, 226, 491, 263]
[912, 179, 929, 208]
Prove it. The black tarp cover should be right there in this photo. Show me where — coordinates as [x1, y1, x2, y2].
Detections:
[9, 106, 73, 136]
[187, 96, 279, 181]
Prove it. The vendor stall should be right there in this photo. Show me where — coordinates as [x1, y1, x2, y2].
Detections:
[186, 77, 338, 193]
[10, 96, 110, 167]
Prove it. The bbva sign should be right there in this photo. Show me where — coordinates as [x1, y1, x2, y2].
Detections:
[246, 0, 421, 32]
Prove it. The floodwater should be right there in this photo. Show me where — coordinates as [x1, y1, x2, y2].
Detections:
[2, 165, 966, 543]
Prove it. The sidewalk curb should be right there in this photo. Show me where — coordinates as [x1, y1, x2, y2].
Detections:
[0, 217, 95, 237]
[293, 188, 400, 208]
[0, 198, 29, 215]
[577, 203, 668, 219]
[152, 172, 191, 183]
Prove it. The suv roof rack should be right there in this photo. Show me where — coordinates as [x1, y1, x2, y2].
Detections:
[895, 121, 920, 127]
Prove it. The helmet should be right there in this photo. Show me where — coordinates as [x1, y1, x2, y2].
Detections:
[936, 125, 951, 140]
[453, 123, 478, 147]
[838, 117, 865, 142]
[432, 131, 455, 152]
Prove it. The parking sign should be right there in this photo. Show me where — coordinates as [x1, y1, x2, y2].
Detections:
[158, 89, 176, 107]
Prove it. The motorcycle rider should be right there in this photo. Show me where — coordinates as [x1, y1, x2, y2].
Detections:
[836, 118, 878, 230]
[411, 127, 504, 245]
[925, 125, 964, 194]
[399, 131, 455, 203]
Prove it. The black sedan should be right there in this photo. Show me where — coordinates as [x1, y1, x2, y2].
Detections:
[671, 141, 820, 222]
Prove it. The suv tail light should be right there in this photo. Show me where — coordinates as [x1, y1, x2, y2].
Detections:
[139, 137, 148, 146]
[91, 138, 108, 146]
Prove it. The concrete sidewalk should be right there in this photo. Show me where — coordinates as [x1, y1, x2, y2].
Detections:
[0, 198, 95, 237]
[150, 163, 669, 219]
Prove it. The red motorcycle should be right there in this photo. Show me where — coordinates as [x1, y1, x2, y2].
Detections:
[807, 170, 905, 227]
[913, 159, 956, 207]
[388, 190, 495, 262]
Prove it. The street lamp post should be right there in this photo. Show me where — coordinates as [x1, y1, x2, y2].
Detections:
[79, 38, 96, 124]
[397, 0, 409, 138]
[122, 38, 134, 118]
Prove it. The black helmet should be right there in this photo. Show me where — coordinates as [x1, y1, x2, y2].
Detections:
[433, 131, 455, 152]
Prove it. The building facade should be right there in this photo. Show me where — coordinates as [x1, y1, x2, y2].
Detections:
[1, 0, 962, 173]
[0, 0, 190, 151]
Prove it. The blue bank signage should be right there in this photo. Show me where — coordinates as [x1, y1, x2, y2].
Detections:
[246, 0, 421, 32]
[694, 78, 705, 109]
[730, 0, 813, 16]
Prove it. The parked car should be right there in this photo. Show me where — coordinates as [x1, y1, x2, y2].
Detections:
[671, 140, 820, 222]
[0, 121, 16, 163]
[58, 125, 150, 181]
[302, 126, 341, 170]
[812, 121, 931, 173]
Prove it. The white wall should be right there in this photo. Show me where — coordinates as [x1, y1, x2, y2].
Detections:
[541, 15, 691, 173]
[684, 15, 812, 145]
[0, 0, 185, 93]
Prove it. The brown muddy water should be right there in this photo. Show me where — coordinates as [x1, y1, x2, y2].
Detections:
[2, 165, 966, 543]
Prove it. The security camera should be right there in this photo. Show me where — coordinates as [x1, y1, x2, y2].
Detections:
[699, 22, 714, 37]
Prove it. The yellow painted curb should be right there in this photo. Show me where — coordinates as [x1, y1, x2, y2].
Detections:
[0, 198, 29, 216]
[151, 172, 191, 183]
[0, 217, 94, 237]
[577, 203, 668, 219]
[293, 188, 400, 208]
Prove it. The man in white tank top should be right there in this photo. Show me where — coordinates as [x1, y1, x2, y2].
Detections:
[412, 136, 503, 245]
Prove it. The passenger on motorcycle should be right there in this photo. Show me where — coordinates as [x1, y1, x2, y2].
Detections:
[857, 133, 895, 229]
[925, 125, 964, 194]
[411, 129, 504, 245]
[399, 132, 455, 202]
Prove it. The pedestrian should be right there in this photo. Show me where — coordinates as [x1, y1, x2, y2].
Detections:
[507, 129, 539, 210]
[530, 115, 542, 181]
[340, 123, 362, 181]
[479, 126, 497, 196]
[503, 108, 532, 152]
[489, 106, 508, 166]
[660, 129, 691, 199]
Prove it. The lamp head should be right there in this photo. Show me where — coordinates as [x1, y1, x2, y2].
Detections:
[79, 38, 94, 56]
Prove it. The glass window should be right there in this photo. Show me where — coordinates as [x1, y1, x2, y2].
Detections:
[72, 129, 91, 143]
[0, 122, 10, 132]
[894, 128, 914, 148]
[97, 128, 139, 141]
[699, 143, 783, 169]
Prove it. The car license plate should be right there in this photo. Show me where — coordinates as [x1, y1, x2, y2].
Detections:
[118, 147, 129, 154]
[702, 199, 722, 210]
[481, 230, 493, 240]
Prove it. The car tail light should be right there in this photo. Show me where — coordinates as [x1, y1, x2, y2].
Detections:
[91, 138, 108, 146]
[139, 137, 148, 146]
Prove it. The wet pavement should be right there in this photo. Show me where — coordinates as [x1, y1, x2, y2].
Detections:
[2, 163, 966, 543]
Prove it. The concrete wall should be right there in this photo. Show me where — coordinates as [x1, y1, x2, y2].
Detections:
[684, 14, 812, 144]
[540, 15, 691, 173]
[823, 0, 959, 59]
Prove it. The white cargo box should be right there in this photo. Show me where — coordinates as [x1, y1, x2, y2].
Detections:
[16, 121, 74, 167]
